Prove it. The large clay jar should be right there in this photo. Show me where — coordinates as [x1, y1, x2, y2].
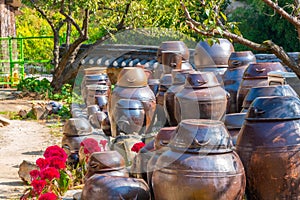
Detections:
[155, 74, 173, 127]
[236, 62, 287, 112]
[86, 84, 109, 107]
[81, 175, 151, 200]
[223, 51, 256, 113]
[241, 85, 298, 112]
[84, 151, 128, 182]
[164, 69, 193, 126]
[153, 41, 193, 79]
[194, 38, 235, 83]
[236, 96, 300, 200]
[175, 71, 228, 122]
[109, 67, 156, 137]
[152, 119, 245, 200]
[147, 126, 176, 199]
[113, 99, 145, 135]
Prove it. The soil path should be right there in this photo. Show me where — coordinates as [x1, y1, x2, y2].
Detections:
[0, 99, 61, 200]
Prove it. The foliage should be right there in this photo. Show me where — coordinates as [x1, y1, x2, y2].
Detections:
[228, 0, 300, 52]
[21, 145, 71, 199]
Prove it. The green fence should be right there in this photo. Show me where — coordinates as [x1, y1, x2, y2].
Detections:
[0, 36, 53, 87]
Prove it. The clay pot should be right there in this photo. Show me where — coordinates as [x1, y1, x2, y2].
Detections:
[84, 151, 128, 182]
[236, 96, 300, 199]
[113, 99, 145, 135]
[161, 51, 183, 74]
[152, 119, 245, 200]
[164, 69, 193, 126]
[86, 84, 109, 106]
[175, 72, 228, 122]
[223, 113, 246, 146]
[109, 67, 156, 137]
[148, 79, 160, 96]
[157, 41, 190, 63]
[81, 175, 151, 200]
[223, 51, 256, 113]
[147, 127, 176, 198]
[95, 95, 108, 111]
[241, 85, 298, 112]
[194, 38, 235, 82]
[236, 62, 287, 112]
[89, 111, 107, 129]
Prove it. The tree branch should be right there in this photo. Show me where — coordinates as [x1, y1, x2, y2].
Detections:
[262, 0, 300, 27]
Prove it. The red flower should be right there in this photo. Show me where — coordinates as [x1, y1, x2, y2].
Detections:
[31, 179, 47, 195]
[44, 145, 68, 162]
[40, 167, 60, 181]
[36, 158, 49, 169]
[131, 142, 145, 153]
[80, 138, 101, 154]
[99, 139, 108, 151]
[29, 169, 40, 180]
[38, 192, 57, 200]
[47, 156, 66, 170]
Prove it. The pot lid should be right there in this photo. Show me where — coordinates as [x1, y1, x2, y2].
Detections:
[88, 151, 125, 171]
[246, 96, 300, 120]
[243, 62, 286, 79]
[116, 99, 144, 109]
[157, 41, 190, 62]
[63, 118, 93, 136]
[224, 113, 246, 129]
[116, 67, 148, 87]
[242, 85, 299, 109]
[228, 51, 256, 68]
[169, 119, 233, 153]
[184, 71, 220, 88]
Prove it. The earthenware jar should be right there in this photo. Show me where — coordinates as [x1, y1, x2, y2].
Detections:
[223, 113, 246, 146]
[175, 71, 228, 122]
[63, 118, 93, 137]
[152, 119, 245, 200]
[81, 175, 151, 200]
[236, 96, 300, 200]
[223, 51, 256, 113]
[157, 41, 190, 64]
[241, 85, 298, 112]
[148, 79, 160, 96]
[147, 127, 176, 199]
[113, 99, 145, 135]
[84, 151, 128, 182]
[164, 69, 193, 126]
[236, 62, 287, 112]
[86, 84, 109, 106]
[194, 38, 235, 82]
[109, 67, 156, 137]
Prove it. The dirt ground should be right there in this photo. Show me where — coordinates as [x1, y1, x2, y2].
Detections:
[0, 99, 62, 199]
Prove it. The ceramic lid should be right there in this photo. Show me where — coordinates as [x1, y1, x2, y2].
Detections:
[246, 96, 300, 120]
[184, 71, 220, 88]
[169, 119, 233, 153]
[116, 67, 148, 87]
[63, 118, 93, 136]
[243, 62, 286, 79]
[228, 51, 256, 68]
[242, 85, 298, 109]
[87, 151, 125, 171]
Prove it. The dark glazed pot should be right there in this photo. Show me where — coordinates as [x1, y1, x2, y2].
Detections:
[236, 96, 300, 200]
[175, 71, 228, 122]
[157, 41, 190, 63]
[164, 69, 193, 126]
[236, 62, 287, 112]
[113, 99, 145, 135]
[86, 84, 109, 106]
[109, 67, 156, 137]
[161, 51, 183, 74]
[241, 85, 298, 112]
[81, 175, 151, 200]
[63, 118, 93, 137]
[147, 127, 176, 199]
[223, 113, 246, 146]
[152, 119, 245, 200]
[223, 51, 256, 113]
[84, 151, 128, 182]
